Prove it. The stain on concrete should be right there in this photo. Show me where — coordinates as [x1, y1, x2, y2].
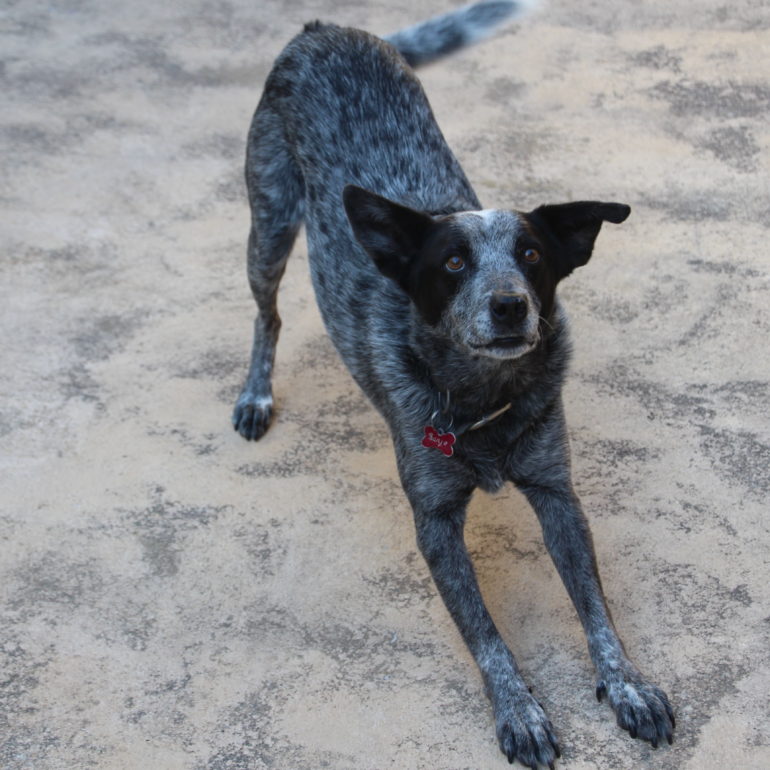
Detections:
[686, 258, 762, 278]
[176, 347, 246, 382]
[202, 681, 354, 770]
[630, 45, 683, 72]
[9, 552, 103, 615]
[363, 555, 436, 609]
[485, 76, 527, 104]
[639, 187, 734, 222]
[696, 124, 760, 171]
[233, 518, 288, 578]
[71, 312, 146, 362]
[652, 79, 770, 119]
[182, 133, 244, 161]
[1, 113, 145, 165]
[125, 489, 226, 577]
[697, 423, 770, 498]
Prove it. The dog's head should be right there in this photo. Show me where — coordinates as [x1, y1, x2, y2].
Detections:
[343, 185, 630, 360]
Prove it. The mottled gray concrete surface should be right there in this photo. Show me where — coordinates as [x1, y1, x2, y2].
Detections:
[2, 1, 769, 768]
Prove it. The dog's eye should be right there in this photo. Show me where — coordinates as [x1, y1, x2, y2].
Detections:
[445, 255, 465, 272]
[522, 248, 541, 264]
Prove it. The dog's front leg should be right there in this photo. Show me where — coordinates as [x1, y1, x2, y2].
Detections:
[415, 508, 561, 767]
[396, 448, 561, 768]
[510, 408, 675, 749]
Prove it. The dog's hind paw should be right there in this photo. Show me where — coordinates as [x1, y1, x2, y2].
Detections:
[495, 689, 561, 768]
[597, 670, 675, 748]
[232, 391, 274, 441]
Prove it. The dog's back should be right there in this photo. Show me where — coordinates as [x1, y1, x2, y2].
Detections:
[260, 22, 479, 236]
[257, 0, 530, 216]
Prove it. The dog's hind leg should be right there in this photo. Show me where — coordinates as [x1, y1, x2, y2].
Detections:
[233, 103, 304, 440]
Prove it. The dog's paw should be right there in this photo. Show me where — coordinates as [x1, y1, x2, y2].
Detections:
[494, 689, 561, 768]
[232, 391, 274, 441]
[596, 670, 675, 748]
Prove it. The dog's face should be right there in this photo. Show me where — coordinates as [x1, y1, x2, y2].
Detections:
[344, 185, 630, 360]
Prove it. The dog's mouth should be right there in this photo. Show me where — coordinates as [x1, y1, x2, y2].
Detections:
[471, 335, 537, 358]
[487, 336, 527, 349]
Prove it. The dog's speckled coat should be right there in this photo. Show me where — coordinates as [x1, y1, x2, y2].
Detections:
[1, 1, 768, 768]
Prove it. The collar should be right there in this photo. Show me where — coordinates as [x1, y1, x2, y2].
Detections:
[430, 389, 512, 438]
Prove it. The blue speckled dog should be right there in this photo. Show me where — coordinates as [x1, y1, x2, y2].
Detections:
[231, 2, 674, 766]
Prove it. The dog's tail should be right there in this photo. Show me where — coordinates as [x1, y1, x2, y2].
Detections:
[384, 0, 537, 68]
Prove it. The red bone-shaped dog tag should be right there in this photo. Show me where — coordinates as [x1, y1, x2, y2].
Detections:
[422, 425, 456, 457]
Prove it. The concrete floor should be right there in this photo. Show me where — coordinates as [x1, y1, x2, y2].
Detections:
[2, 1, 769, 768]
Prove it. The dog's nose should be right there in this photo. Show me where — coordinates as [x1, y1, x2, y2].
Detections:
[490, 292, 528, 325]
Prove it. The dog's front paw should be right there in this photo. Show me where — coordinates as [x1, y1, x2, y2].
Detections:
[494, 688, 561, 768]
[232, 390, 274, 441]
[596, 669, 675, 748]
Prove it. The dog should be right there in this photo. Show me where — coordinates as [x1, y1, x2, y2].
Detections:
[231, 2, 675, 766]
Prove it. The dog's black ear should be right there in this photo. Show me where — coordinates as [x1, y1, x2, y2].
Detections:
[529, 201, 631, 278]
[343, 185, 434, 289]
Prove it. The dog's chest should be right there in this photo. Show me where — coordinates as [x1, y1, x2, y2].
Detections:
[420, 418, 517, 494]
[466, 451, 509, 493]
